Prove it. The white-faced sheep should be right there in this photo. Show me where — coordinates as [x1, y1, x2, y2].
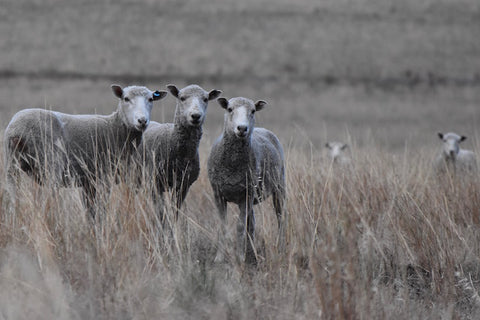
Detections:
[4, 85, 167, 218]
[434, 132, 477, 176]
[140, 84, 221, 221]
[325, 141, 351, 166]
[207, 97, 286, 265]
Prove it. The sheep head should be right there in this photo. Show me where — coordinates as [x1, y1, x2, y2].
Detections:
[112, 84, 167, 132]
[217, 97, 267, 139]
[326, 142, 348, 163]
[167, 84, 221, 127]
[438, 132, 466, 160]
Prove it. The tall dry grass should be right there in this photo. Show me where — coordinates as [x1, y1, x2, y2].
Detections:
[1, 139, 480, 319]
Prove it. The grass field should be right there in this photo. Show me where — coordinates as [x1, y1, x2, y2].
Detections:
[1, 0, 480, 318]
[2, 146, 480, 319]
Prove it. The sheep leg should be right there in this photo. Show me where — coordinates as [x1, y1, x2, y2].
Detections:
[5, 164, 19, 215]
[151, 173, 168, 224]
[272, 184, 286, 229]
[173, 184, 189, 220]
[153, 190, 176, 243]
[237, 200, 257, 266]
[246, 206, 257, 265]
[213, 190, 227, 222]
[152, 190, 166, 225]
[273, 184, 287, 249]
[213, 193, 228, 263]
[81, 180, 97, 221]
[213, 191, 227, 237]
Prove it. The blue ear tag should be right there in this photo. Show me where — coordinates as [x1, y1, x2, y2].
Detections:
[153, 91, 160, 97]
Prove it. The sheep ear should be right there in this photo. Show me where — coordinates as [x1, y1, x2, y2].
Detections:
[438, 132, 444, 140]
[325, 143, 331, 149]
[167, 85, 179, 98]
[255, 100, 267, 111]
[341, 144, 348, 150]
[152, 90, 167, 101]
[460, 135, 467, 142]
[208, 89, 222, 101]
[217, 98, 229, 110]
[111, 85, 123, 98]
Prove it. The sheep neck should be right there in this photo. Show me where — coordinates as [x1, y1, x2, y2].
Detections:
[173, 120, 202, 158]
[222, 131, 253, 164]
[112, 111, 143, 150]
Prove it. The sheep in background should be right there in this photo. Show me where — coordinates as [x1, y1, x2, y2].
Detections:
[325, 141, 351, 166]
[140, 84, 221, 221]
[4, 85, 167, 218]
[208, 97, 286, 265]
[434, 132, 477, 176]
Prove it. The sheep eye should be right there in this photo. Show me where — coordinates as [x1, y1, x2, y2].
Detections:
[124, 97, 130, 102]
[227, 107, 233, 113]
[203, 97, 208, 103]
[148, 98, 153, 102]
[180, 96, 186, 102]
[251, 110, 256, 115]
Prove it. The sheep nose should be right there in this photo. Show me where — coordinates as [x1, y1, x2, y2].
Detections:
[191, 113, 201, 121]
[237, 125, 248, 134]
[138, 118, 147, 127]
[449, 150, 455, 157]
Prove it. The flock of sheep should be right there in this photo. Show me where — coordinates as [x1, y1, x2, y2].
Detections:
[3, 84, 285, 264]
[325, 134, 477, 175]
[3, 83, 477, 264]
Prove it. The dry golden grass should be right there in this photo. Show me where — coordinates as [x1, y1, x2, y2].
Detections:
[1, 139, 480, 319]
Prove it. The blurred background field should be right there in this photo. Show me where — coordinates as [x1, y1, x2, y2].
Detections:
[1, 0, 479, 151]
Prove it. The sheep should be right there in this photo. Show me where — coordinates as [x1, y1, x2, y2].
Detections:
[140, 84, 221, 221]
[434, 132, 477, 176]
[4, 84, 167, 218]
[207, 97, 286, 265]
[325, 141, 351, 166]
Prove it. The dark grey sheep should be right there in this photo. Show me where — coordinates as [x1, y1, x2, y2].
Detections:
[207, 97, 286, 265]
[140, 84, 221, 220]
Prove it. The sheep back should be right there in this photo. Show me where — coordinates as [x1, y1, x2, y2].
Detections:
[5, 109, 66, 183]
[56, 112, 142, 179]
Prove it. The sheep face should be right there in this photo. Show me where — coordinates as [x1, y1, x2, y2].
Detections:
[326, 142, 348, 163]
[167, 84, 221, 127]
[112, 85, 167, 132]
[438, 132, 466, 160]
[217, 97, 267, 139]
